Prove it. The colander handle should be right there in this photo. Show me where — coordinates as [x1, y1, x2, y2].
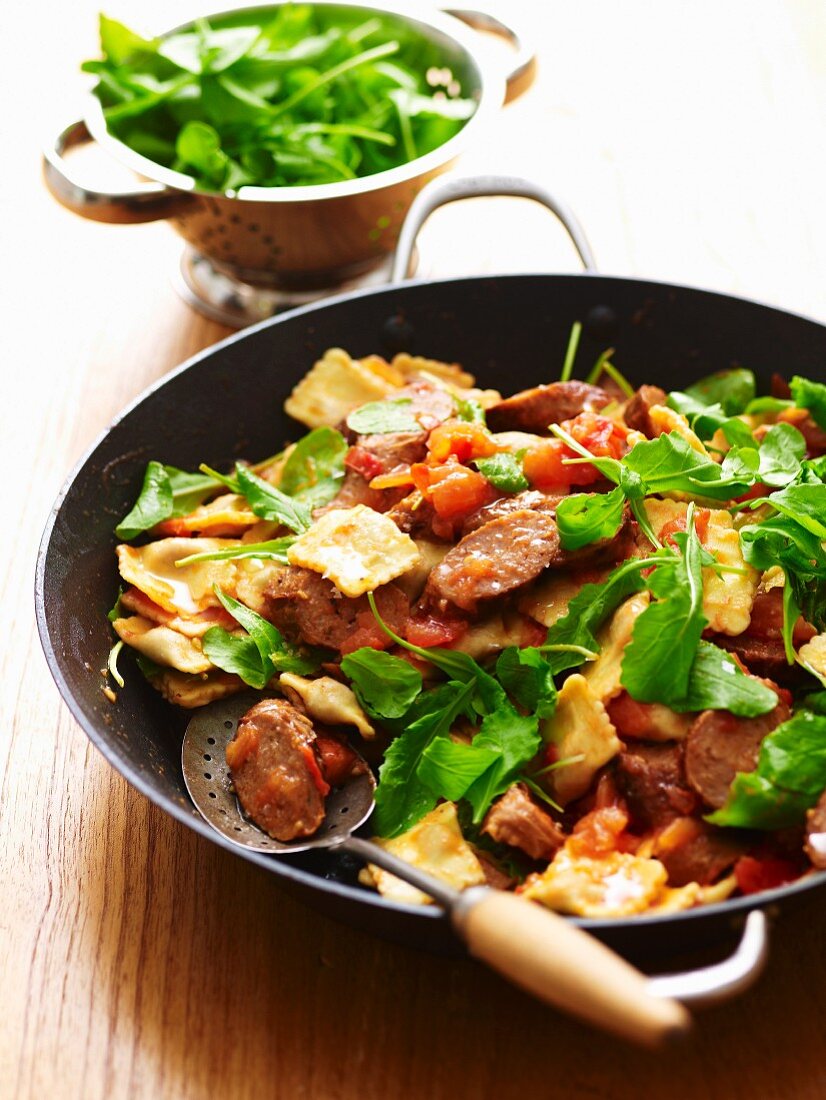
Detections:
[42, 120, 195, 224]
[391, 173, 597, 283]
[443, 8, 536, 103]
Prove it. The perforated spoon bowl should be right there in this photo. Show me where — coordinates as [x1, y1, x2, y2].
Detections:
[182, 693, 691, 1047]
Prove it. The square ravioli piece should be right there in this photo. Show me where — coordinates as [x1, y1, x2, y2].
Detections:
[287, 505, 421, 597]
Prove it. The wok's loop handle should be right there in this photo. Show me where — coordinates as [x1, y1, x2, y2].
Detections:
[390, 174, 597, 283]
[42, 120, 195, 224]
[443, 8, 536, 103]
[646, 909, 770, 1007]
[452, 887, 691, 1048]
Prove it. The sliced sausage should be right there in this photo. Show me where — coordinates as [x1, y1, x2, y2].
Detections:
[684, 700, 790, 810]
[265, 568, 408, 653]
[614, 742, 698, 829]
[486, 380, 610, 434]
[226, 699, 327, 841]
[805, 789, 826, 870]
[355, 430, 429, 471]
[482, 783, 565, 861]
[622, 385, 667, 437]
[653, 817, 748, 886]
[461, 489, 565, 535]
[425, 509, 563, 611]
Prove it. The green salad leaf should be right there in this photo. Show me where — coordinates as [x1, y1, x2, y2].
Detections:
[475, 452, 529, 494]
[279, 426, 347, 507]
[346, 398, 421, 435]
[234, 463, 312, 532]
[115, 461, 222, 540]
[339, 648, 422, 719]
[555, 486, 625, 550]
[790, 375, 826, 430]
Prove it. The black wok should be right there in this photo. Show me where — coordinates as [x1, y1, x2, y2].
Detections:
[36, 175, 826, 987]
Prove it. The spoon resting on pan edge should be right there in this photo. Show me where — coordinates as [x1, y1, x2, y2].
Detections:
[182, 692, 690, 1046]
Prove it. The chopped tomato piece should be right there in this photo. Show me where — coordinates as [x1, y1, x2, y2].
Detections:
[568, 806, 631, 858]
[316, 736, 361, 787]
[427, 419, 499, 464]
[734, 482, 772, 503]
[153, 518, 196, 537]
[345, 445, 384, 481]
[405, 614, 468, 648]
[734, 855, 801, 895]
[522, 412, 627, 488]
[659, 508, 710, 545]
[299, 744, 331, 798]
[339, 610, 394, 655]
[411, 459, 495, 520]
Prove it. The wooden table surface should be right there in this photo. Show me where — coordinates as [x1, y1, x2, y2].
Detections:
[4, 1, 826, 1096]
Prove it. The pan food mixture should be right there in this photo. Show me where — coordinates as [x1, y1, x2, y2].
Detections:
[108, 333, 826, 917]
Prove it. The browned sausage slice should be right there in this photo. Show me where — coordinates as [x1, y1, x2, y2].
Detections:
[684, 700, 790, 810]
[226, 698, 327, 841]
[461, 490, 565, 535]
[622, 385, 667, 437]
[805, 790, 826, 870]
[652, 817, 747, 886]
[265, 568, 408, 652]
[614, 742, 698, 828]
[482, 783, 564, 861]
[486, 380, 610, 434]
[425, 509, 563, 611]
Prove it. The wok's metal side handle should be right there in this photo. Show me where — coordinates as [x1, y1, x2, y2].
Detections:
[390, 174, 597, 284]
[647, 909, 770, 1007]
[43, 120, 195, 224]
[443, 8, 536, 103]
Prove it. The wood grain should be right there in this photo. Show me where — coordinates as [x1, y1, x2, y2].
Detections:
[3, 1, 826, 1097]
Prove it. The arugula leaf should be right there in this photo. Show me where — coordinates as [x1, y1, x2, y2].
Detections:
[204, 587, 320, 687]
[463, 707, 541, 822]
[115, 461, 223, 540]
[622, 432, 752, 499]
[373, 680, 475, 837]
[740, 514, 826, 632]
[667, 391, 754, 447]
[173, 538, 295, 566]
[543, 557, 652, 674]
[495, 647, 557, 718]
[790, 375, 826, 430]
[673, 640, 778, 716]
[555, 486, 625, 550]
[684, 368, 756, 415]
[279, 426, 346, 507]
[346, 398, 421, 435]
[340, 648, 422, 719]
[475, 452, 529, 494]
[416, 738, 499, 802]
[745, 395, 794, 416]
[115, 461, 172, 540]
[202, 626, 272, 689]
[366, 591, 505, 714]
[708, 710, 826, 829]
[621, 513, 706, 703]
[235, 463, 312, 532]
[756, 423, 806, 487]
[765, 483, 826, 539]
[455, 396, 486, 424]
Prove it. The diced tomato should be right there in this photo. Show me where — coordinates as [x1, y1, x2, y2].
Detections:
[659, 508, 710, 546]
[411, 459, 495, 520]
[316, 736, 360, 787]
[734, 855, 801, 895]
[519, 615, 548, 648]
[339, 611, 393, 655]
[568, 805, 631, 858]
[522, 412, 627, 488]
[345, 445, 384, 481]
[299, 744, 331, 798]
[119, 586, 175, 623]
[607, 693, 661, 739]
[427, 419, 499, 464]
[405, 614, 468, 648]
[153, 518, 196, 537]
[734, 482, 772, 503]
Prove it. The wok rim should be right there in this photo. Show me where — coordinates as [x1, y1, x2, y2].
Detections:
[35, 269, 826, 940]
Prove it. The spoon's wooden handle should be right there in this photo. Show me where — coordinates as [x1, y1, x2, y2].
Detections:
[452, 887, 691, 1047]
